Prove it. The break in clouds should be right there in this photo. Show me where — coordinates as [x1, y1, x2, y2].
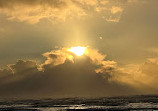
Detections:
[0, 47, 158, 98]
[0, 0, 141, 24]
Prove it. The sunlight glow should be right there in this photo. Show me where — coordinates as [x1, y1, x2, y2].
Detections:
[68, 46, 87, 56]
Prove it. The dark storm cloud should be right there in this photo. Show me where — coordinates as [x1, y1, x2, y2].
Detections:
[9, 60, 38, 74]
[0, 48, 137, 98]
[1, 47, 158, 98]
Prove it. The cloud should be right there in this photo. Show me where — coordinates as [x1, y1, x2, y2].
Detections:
[127, 0, 147, 4]
[40, 47, 117, 73]
[0, 47, 136, 98]
[41, 48, 74, 69]
[111, 58, 158, 94]
[0, 0, 85, 23]
[1, 46, 158, 98]
[9, 60, 38, 74]
[104, 6, 123, 22]
[0, 0, 138, 24]
[110, 6, 123, 14]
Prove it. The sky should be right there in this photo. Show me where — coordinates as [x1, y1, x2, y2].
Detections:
[0, 0, 158, 98]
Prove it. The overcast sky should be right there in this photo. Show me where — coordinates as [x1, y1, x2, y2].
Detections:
[0, 0, 158, 98]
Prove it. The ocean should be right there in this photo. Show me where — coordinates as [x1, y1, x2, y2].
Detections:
[1, 95, 158, 111]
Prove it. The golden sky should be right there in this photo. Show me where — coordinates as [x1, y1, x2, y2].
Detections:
[0, 0, 158, 98]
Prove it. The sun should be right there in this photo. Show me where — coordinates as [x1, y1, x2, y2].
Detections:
[68, 46, 87, 56]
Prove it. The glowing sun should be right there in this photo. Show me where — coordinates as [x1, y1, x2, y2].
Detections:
[68, 46, 87, 56]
